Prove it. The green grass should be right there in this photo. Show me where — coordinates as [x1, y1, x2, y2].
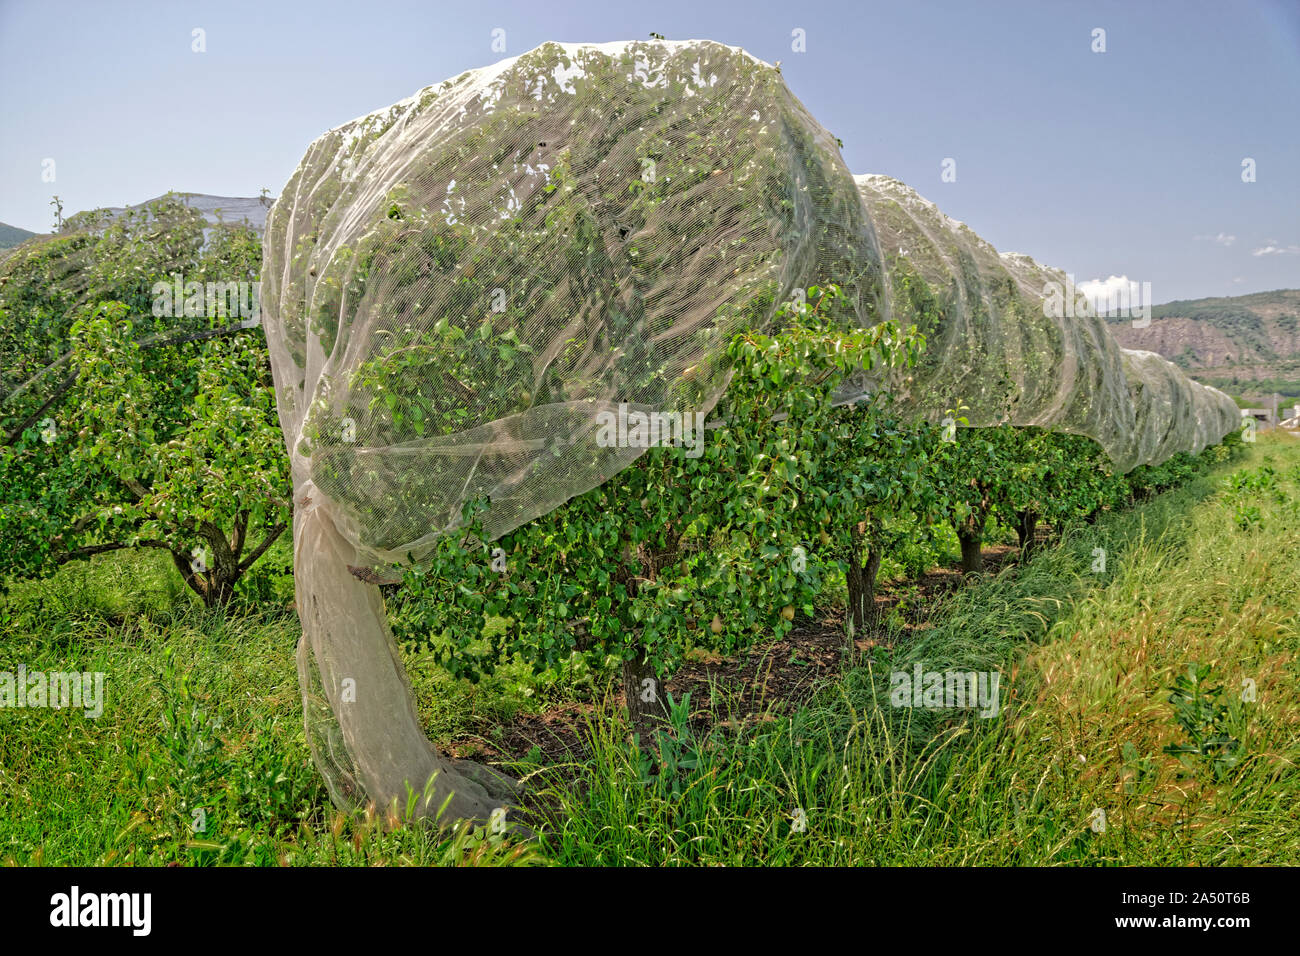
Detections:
[0, 552, 538, 865]
[2, 436, 1297, 865]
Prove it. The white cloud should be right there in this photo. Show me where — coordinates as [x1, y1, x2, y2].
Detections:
[1194, 232, 1236, 246]
[1250, 243, 1300, 256]
[1076, 274, 1148, 312]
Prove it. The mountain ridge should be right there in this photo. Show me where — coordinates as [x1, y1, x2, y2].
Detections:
[1107, 288, 1300, 407]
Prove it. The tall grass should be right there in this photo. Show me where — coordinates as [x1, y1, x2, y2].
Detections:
[0, 551, 535, 865]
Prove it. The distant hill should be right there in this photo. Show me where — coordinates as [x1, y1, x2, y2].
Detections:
[0, 222, 38, 251]
[1107, 289, 1300, 409]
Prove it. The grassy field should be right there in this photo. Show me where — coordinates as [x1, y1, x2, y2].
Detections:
[2, 434, 1297, 866]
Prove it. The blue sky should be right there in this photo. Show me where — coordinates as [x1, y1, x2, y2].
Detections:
[2, 0, 1297, 301]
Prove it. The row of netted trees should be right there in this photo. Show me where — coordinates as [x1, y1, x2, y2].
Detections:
[386, 284, 1243, 741]
[257, 38, 1244, 826]
[0, 38, 1250, 836]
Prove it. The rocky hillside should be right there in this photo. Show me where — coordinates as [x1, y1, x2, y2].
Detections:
[1107, 289, 1300, 406]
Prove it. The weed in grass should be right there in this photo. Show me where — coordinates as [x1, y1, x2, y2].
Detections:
[1161, 662, 1243, 781]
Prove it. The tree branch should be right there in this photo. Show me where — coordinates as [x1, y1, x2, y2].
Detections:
[3, 371, 78, 446]
[3, 317, 257, 447]
[54, 537, 176, 565]
[231, 510, 248, 561]
[119, 475, 151, 500]
[237, 521, 287, 573]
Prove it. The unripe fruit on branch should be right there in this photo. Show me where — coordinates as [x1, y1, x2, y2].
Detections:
[780, 605, 795, 621]
[710, 614, 723, 634]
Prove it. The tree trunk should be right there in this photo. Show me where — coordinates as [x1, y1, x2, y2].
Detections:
[623, 655, 666, 740]
[293, 502, 519, 828]
[204, 571, 236, 608]
[845, 521, 883, 635]
[956, 513, 984, 575]
[169, 544, 239, 608]
[1015, 509, 1038, 557]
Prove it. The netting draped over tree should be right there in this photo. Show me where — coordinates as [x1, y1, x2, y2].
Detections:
[855, 174, 1239, 469]
[260, 39, 1239, 820]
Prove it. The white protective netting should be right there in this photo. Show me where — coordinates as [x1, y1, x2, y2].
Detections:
[855, 174, 1239, 468]
[261, 40, 1239, 820]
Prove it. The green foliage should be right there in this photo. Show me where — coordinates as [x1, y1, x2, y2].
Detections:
[0, 195, 213, 430]
[393, 285, 920, 681]
[538, 440, 1300, 864]
[387, 276, 1241, 692]
[0, 200, 289, 605]
[1162, 663, 1243, 781]
[1221, 463, 1288, 530]
[793, 316, 928, 627]
[1127, 451, 1200, 500]
[928, 417, 1020, 536]
[0, 424, 1288, 866]
[635, 692, 712, 800]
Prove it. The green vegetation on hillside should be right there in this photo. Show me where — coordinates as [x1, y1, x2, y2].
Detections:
[1101, 288, 1300, 333]
[0, 222, 37, 252]
[1107, 289, 1300, 406]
